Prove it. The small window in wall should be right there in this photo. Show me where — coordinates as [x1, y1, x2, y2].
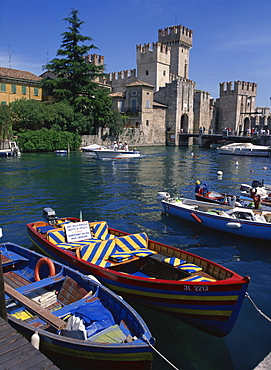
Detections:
[132, 91, 137, 96]
[34, 87, 39, 96]
[135, 122, 139, 127]
[146, 120, 149, 126]
[11, 85, 16, 93]
[1, 101, 7, 105]
[22, 86, 27, 95]
[146, 70, 149, 75]
[163, 70, 166, 76]
[146, 99, 150, 108]
[0, 83, 6, 92]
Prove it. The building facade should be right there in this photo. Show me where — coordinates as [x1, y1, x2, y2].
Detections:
[0, 67, 42, 104]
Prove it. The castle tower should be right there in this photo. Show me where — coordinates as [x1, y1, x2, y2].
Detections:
[218, 81, 257, 134]
[158, 25, 193, 78]
[136, 42, 171, 91]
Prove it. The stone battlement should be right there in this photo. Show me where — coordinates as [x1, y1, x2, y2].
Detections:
[136, 42, 171, 54]
[158, 25, 193, 47]
[108, 69, 137, 81]
[220, 81, 257, 96]
[85, 54, 104, 66]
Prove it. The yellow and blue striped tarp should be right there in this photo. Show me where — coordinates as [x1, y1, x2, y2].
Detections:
[80, 239, 115, 267]
[48, 228, 65, 244]
[114, 233, 148, 253]
[163, 257, 186, 266]
[90, 221, 114, 240]
[178, 263, 203, 273]
[181, 275, 216, 282]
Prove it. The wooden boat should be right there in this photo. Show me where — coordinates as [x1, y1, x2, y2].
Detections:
[217, 142, 271, 157]
[26, 207, 250, 338]
[0, 242, 154, 370]
[157, 192, 271, 241]
[93, 149, 140, 159]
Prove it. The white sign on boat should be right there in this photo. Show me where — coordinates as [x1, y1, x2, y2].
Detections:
[65, 221, 92, 242]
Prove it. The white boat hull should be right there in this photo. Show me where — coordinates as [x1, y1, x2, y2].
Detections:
[217, 143, 271, 157]
[94, 149, 140, 159]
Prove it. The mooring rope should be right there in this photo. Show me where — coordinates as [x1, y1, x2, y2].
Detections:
[245, 292, 271, 322]
[142, 334, 179, 370]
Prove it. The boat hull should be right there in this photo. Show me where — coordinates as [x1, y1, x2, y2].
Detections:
[1, 242, 153, 370]
[94, 150, 140, 159]
[161, 199, 271, 241]
[27, 223, 249, 337]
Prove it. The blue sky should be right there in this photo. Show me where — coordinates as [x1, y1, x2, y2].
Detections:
[0, 0, 270, 107]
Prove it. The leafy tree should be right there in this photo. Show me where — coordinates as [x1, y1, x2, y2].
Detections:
[10, 99, 46, 132]
[0, 104, 13, 140]
[42, 9, 110, 134]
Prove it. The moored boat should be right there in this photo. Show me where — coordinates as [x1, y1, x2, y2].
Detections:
[26, 207, 250, 337]
[1, 241, 154, 370]
[217, 142, 271, 157]
[0, 140, 21, 157]
[157, 192, 271, 241]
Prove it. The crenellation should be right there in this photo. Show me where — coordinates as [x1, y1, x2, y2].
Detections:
[85, 54, 104, 66]
[158, 25, 193, 47]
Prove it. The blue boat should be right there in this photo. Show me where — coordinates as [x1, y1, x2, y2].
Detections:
[0, 242, 154, 370]
[157, 192, 271, 241]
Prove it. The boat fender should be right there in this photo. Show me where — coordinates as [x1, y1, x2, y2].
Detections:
[31, 331, 40, 349]
[226, 222, 242, 229]
[34, 257, 56, 281]
[191, 212, 202, 223]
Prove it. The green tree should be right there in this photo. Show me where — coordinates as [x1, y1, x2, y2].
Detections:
[10, 99, 46, 132]
[42, 9, 111, 134]
[0, 104, 13, 140]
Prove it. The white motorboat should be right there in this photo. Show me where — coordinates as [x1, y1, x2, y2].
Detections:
[0, 140, 21, 157]
[94, 149, 141, 159]
[217, 142, 271, 157]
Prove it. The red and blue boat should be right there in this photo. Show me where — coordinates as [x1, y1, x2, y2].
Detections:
[1, 241, 154, 370]
[26, 207, 250, 338]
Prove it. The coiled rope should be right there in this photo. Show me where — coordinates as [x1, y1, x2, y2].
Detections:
[142, 334, 179, 370]
[246, 292, 271, 322]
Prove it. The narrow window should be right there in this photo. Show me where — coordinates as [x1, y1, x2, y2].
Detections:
[12, 85, 16, 93]
[0, 83, 6, 92]
[22, 86, 27, 95]
[34, 87, 39, 96]
[146, 120, 149, 126]
[146, 70, 149, 75]
[146, 99, 150, 108]
[131, 99, 137, 112]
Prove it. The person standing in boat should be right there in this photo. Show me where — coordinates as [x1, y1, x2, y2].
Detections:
[195, 180, 202, 193]
[113, 141, 118, 151]
[123, 141, 128, 151]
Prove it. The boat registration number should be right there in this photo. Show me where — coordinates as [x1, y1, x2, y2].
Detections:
[184, 285, 208, 291]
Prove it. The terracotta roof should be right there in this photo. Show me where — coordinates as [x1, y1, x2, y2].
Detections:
[0, 67, 42, 81]
[126, 79, 154, 88]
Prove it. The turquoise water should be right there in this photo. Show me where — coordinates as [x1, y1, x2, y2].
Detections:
[1, 146, 271, 369]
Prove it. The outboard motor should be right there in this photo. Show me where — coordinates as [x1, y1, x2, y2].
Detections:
[43, 207, 57, 225]
[251, 180, 263, 188]
[156, 192, 171, 203]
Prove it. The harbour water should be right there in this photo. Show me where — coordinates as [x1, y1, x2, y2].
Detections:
[1, 146, 271, 369]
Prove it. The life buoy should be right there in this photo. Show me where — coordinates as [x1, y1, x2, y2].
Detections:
[191, 212, 202, 223]
[34, 257, 56, 281]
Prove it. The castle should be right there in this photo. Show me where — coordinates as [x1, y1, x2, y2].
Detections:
[90, 24, 271, 146]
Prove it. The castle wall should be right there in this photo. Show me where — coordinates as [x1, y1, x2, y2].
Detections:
[194, 90, 211, 132]
[154, 78, 195, 144]
[108, 69, 137, 93]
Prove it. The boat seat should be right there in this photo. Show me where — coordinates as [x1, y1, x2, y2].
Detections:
[15, 274, 66, 295]
[181, 275, 216, 282]
[163, 257, 186, 266]
[47, 228, 66, 244]
[36, 225, 56, 234]
[114, 233, 149, 253]
[177, 263, 203, 273]
[89, 221, 114, 240]
[80, 239, 115, 268]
